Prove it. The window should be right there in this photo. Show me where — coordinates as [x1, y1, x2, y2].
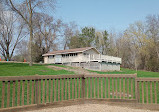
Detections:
[83, 53, 88, 55]
[62, 54, 65, 57]
[62, 53, 77, 57]
[74, 53, 77, 56]
[49, 55, 54, 58]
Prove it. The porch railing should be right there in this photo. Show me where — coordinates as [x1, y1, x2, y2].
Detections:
[0, 74, 159, 111]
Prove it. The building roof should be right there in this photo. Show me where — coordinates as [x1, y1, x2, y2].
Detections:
[42, 47, 100, 56]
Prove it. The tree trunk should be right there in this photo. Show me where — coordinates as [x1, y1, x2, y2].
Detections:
[135, 57, 137, 71]
[29, 10, 33, 66]
[29, 25, 33, 66]
[6, 52, 9, 61]
[155, 46, 159, 60]
[29, 1, 33, 66]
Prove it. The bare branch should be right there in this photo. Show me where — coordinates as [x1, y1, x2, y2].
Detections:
[8, 0, 29, 25]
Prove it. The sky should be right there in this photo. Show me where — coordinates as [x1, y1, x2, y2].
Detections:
[52, 0, 159, 32]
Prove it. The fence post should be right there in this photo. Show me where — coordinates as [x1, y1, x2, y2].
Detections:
[35, 79, 39, 106]
[135, 73, 139, 103]
[82, 75, 85, 99]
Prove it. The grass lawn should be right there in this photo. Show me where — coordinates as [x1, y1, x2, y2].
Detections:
[0, 62, 158, 77]
[88, 68, 159, 77]
[0, 62, 159, 108]
[0, 63, 74, 76]
[0, 62, 74, 108]
[48, 64, 75, 69]
[88, 68, 159, 104]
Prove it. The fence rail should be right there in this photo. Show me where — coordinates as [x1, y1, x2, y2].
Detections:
[136, 78, 159, 104]
[0, 74, 159, 111]
[84, 74, 137, 100]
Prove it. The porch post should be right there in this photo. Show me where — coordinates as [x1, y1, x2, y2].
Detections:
[82, 76, 85, 99]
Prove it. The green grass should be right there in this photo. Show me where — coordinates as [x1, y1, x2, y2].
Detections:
[0, 62, 159, 108]
[1, 62, 158, 77]
[88, 68, 159, 77]
[47, 64, 74, 69]
[0, 62, 74, 108]
[0, 63, 74, 76]
[88, 68, 159, 103]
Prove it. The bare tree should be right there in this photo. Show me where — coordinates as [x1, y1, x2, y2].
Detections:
[63, 22, 78, 50]
[146, 15, 159, 59]
[94, 30, 109, 55]
[32, 13, 63, 62]
[15, 40, 29, 61]
[0, 9, 26, 61]
[115, 32, 133, 69]
[115, 21, 158, 71]
[5, 0, 56, 66]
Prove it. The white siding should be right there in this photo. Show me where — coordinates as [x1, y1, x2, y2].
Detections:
[55, 55, 62, 63]
[48, 55, 55, 63]
[44, 57, 48, 63]
[62, 53, 83, 63]
[101, 62, 120, 71]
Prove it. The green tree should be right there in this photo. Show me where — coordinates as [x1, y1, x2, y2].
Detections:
[68, 27, 96, 49]
[80, 27, 96, 47]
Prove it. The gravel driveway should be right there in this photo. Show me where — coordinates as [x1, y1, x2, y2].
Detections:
[25, 104, 158, 112]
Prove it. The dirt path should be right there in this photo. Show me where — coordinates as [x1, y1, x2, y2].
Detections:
[25, 104, 158, 112]
[47, 65, 95, 75]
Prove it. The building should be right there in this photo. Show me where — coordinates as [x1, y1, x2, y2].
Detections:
[42, 47, 121, 71]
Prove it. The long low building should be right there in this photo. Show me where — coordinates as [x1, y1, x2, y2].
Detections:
[42, 47, 122, 71]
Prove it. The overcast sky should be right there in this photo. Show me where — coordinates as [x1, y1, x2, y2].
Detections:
[52, 0, 159, 32]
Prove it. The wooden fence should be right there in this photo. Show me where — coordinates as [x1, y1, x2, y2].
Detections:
[0, 74, 159, 111]
[136, 78, 159, 104]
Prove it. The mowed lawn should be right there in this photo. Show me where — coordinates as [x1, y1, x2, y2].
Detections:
[0, 63, 74, 108]
[0, 62, 159, 108]
[88, 68, 159, 77]
[88, 68, 159, 104]
[0, 62, 74, 76]
[0, 62, 158, 77]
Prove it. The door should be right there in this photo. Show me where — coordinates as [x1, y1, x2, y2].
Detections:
[55, 55, 62, 63]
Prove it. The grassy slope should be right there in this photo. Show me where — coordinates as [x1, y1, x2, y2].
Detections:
[88, 68, 159, 103]
[88, 68, 159, 77]
[0, 62, 159, 107]
[0, 62, 158, 77]
[49, 64, 74, 69]
[0, 63, 74, 76]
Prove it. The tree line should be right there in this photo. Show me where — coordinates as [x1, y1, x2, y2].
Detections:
[0, 1, 159, 72]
